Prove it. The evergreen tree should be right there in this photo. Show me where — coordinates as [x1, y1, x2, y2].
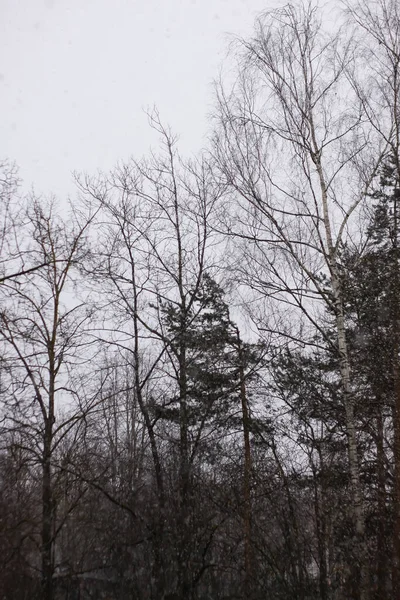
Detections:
[158, 273, 263, 599]
[338, 154, 400, 597]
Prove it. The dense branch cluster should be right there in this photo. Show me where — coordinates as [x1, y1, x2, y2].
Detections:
[1, 2, 400, 599]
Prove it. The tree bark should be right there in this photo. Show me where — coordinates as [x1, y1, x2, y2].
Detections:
[178, 333, 192, 600]
[314, 447, 328, 600]
[235, 329, 253, 598]
[375, 407, 387, 599]
[314, 148, 368, 599]
[41, 421, 54, 600]
[391, 184, 400, 597]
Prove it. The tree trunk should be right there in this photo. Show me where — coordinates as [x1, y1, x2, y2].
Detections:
[315, 150, 368, 600]
[393, 364, 400, 598]
[178, 334, 192, 600]
[375, 407, 387, 599]
[391, 182, 400, 598]
[132, 273, 166, 599]
[41, 422, 54, 600]
[236, 329, 253, 597]
[314, 448, 328, 600]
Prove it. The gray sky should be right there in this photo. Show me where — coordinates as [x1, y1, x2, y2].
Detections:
[1, 0, 274, 197]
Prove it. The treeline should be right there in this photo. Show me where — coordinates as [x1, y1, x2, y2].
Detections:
[1, 2, 400, 599]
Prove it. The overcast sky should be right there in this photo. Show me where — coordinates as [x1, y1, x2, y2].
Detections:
[1, 0, 281, 197]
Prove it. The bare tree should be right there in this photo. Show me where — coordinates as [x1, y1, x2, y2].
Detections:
[212, 3, 387, 596]
[77, 114, 223, 600]
[0, 198, 98, 600]
[343, 1, 400, 593]
[0, 161, 63, 285]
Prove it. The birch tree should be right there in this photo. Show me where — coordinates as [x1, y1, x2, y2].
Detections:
[212, 4, 385, 596]
[343, 1, 400, 592]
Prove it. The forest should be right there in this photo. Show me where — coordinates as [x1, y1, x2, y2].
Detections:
[1, 1, 400, 599]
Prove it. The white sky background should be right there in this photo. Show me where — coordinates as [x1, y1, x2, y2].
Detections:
[0, 0, 281, 198]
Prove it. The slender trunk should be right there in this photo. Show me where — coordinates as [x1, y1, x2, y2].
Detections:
[375, 407, 387, 599]
[137, 387, 166, 600]
[393, 350, 400, 598]
[391, 53, 400, 594]
[332, 264, 369, 599]
[392, 181, 400, 598]
[313, 149, 368, 599]
[132, 275, 166, 600]
[177, 321, 191, 600]
[271, 439, 306, 599]
[42, 421, 53, 600]
[236, 330, 253, 597]
[314, 448, 328, 600]
[42, 299, 57, 600]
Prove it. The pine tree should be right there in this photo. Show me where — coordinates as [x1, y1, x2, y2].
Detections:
[158, 273, 263, 599]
